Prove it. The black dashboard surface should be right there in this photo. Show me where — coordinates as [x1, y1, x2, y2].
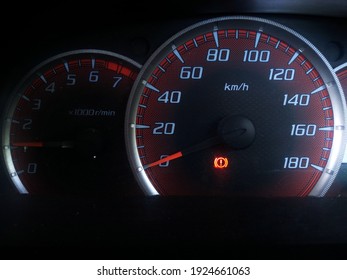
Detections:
[1, 1, 347, 260]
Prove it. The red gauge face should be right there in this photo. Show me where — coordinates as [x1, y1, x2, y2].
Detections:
[126, 16, 346, 197]
[2, 50, 141, 195]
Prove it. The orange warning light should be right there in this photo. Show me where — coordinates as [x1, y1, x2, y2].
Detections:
[214, 157, 229, 169]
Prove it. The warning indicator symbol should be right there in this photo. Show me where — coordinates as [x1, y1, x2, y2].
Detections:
[214, 157, 229, 169]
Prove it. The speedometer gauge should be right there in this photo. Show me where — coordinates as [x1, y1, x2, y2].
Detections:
[125, 16, 347, 197]
[2, 50, 141, 195]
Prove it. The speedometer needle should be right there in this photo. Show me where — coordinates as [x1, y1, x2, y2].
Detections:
[12, 141, 74, 148]
[143, 135, 221, 169]
[143, 115, 256, 169]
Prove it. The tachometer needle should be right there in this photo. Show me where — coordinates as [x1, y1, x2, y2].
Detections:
[12, 141, 74, 148]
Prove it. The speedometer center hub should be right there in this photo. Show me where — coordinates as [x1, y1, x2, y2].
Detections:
[218, 115, 255, 149]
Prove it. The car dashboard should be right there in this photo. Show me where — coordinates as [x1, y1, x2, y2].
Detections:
[1, 1, 347, 260]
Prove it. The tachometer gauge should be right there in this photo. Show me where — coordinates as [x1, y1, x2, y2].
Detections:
[125, 16, 347, 197]
[2, 50, 141, 195]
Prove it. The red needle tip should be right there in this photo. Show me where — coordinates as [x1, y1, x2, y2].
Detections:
[144, 151, 183, 169]
[12, 142, 44, 147]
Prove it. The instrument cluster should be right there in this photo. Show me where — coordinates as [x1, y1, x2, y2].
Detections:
[1, 3, 347, 259]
